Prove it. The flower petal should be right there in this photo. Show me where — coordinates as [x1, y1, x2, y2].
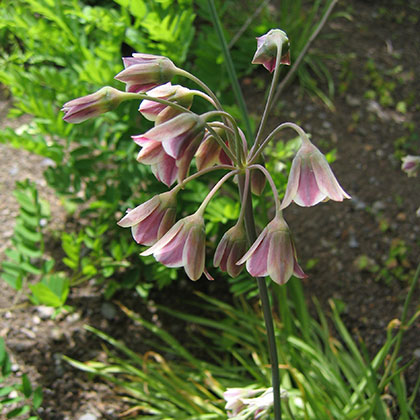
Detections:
[281, 155, 301, 209]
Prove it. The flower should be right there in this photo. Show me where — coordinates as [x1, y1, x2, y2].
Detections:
[141, 213, 206, 281]
[223, 388, 260, 418]
[133, 136, 178, 186]
[139, 83, 193, 122]
[252, 29, 291, 73]
[61, 86, 124, 124]
[250, 157, 267, 196]
[237, 213, 306, 285]
[401, 155, 420, 177]
[114, 53, 177, 93]
[214, 222, 247, 277]
[281, 139, 350, 209]
[117, 191, 177, 246]
[195, 128, 232, 171]
[137, 113, 205, 160]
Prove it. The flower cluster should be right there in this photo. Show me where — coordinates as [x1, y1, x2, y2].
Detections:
[224, 387, 287, 419]
[62, 30, 350, 284]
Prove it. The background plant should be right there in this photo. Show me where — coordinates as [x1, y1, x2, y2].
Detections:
[65, 272, 420, 419]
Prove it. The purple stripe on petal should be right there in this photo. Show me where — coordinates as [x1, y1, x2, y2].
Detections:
[295, 159, 325, 206]
[246, 234, 270, 277]
[155, 229, 185, 267]
[281, 155, 301, 210]
[131, 209, 165, 246]
[267, 232, 294, 285]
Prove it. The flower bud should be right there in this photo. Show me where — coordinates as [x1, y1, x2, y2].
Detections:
[237, 213, 306, 285]
[115, 53, 177, 93]
[118, 191, 177, 246]
[141, 213, 206, 281]
[214, 222, 247, 277]
[62, 86, 124, 124]
[195, 128, 232, 171]
[252, 29, 291, 73]
[139, 83, 193, 122]
[401, 155, 420, 177]
[250, 157, 267, 196]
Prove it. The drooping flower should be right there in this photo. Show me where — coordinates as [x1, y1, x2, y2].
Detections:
[139, 83, 193, 122]
[281, 138, 350, 209]
[223, 388, 260, 418]
[136, 113, 205, 160]
[401, 155, 420, 177]
[252, 29, 291, 73]
[61, 86, 124, 124]
[133, 136, 178, 187]
[214, 222, 247, 277]
[195, 128, 232, 171]
[237, 213, 306, 285]
[114, 53, 177, 93]
[117, 191, 177, 246]
[141, 213, 206, 281]
[250, 157, 267, 196]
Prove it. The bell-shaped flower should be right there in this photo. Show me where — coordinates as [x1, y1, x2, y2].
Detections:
[114, 53, 177, 93]
[223, 388, 260, 418]
[141, 213, 206, 281]
[214, 222, 247, 277]
[281, 139, 350, 209]
[252, 29, 291, 73]
[138, 113, 205, 160]
[401, 155, 420, 177]
[117, 191, 177, 246]
[133, 136, 178, 186]
[195, 128, 232, 171]
[139, 83, 193, 121]
[250, 157, 267, 196]
[62, 86, 124, 124]
[237, 213, 306, 285]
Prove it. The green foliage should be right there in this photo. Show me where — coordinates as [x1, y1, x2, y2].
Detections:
[0, 338, 43, 419]
[65, 278, 419, 419]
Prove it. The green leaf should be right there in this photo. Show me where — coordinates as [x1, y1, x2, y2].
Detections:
[21, 374, 32, 398]
[6, 405, 30, 418]
[32, 386, 43, 410]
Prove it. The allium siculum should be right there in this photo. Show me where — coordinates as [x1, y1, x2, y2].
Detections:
[214, 222, 247, 277]
[281, 138, 351, 209]
[117, 191, 177, 246]
[139, 83, 193, 122]
[133, 136, 178, 187]
[237, 213, 306, 285]
[195, 128, 232, 171]
[401, 155, 420, 177]
[114, 53, 177, 93]
[61, 86, 124, 124]
[141, 213, 206, 281]
[252, 29, 291, 73]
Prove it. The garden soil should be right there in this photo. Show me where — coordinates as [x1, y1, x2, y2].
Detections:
[1, 0, 419, 418]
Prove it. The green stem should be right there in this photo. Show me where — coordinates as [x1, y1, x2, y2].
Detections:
[250, 42, 284, 157]
[378, 261, 420, 389]
[206, 0, 253, 142]
[196, 170, 238, 215]
[248, 164, 281, 212]
[173, 164, 236, 193]
[204, 110, 245, 164]
[249, 122, 309, 164]
[238, 173, 282, 420]
[175, 68, 224, 112]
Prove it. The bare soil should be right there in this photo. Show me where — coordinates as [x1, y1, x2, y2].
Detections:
[1, 0, 419, 418]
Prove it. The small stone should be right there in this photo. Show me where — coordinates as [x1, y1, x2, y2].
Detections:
[414, 349, 420, 359]
[101, 302, 117, 320]
[32, 315, 41, 325]
[37, 306, 55, 319]
[348, 235, 359, 249]
[51, 327, 64, 341]
[79, 414, 98, 420]
[66, 312, 81, 323]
